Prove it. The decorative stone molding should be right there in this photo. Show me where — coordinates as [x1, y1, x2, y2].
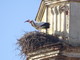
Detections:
[62, 46, 80, 58]
[28, 50, 59, 60]
[27, 43, 63, 60]
[59, 5, 69, 13]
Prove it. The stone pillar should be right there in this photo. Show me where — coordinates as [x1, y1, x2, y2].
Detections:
[51, 6, 58, 34]
[57, 6, 61, 32]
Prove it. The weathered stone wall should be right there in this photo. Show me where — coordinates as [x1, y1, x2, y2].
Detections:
[68, 2, 80, 46]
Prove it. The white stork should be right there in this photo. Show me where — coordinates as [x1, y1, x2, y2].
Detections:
[24, 20, 50, 30]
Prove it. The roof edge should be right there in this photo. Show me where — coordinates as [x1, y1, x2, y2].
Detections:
[35, 0, 46, 22]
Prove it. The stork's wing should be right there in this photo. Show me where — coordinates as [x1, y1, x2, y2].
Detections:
[35, 22, 46, 26]
[41, 23, 50, 28]
[41, 23, 49, 26]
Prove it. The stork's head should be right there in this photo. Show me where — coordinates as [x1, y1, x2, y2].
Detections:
[24, 20, 32, 23]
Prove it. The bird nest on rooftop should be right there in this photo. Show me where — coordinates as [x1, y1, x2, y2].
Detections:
[17, 31, 63, 56]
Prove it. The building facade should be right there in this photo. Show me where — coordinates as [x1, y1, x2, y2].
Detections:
[36, 0, 80, 46]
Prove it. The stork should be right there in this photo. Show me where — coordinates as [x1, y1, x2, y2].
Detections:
[24, 20, 50, 31]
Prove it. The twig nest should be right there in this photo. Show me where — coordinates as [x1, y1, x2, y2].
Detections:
[17, 31, 61, 55]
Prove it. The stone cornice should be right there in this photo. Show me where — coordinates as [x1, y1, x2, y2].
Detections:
[35, 0, 46, 22]
[27, 50, 59, 60]
[62, 46, 80, 58]
[44, 0, 80, 2]
[44, 0, 80, 6]
[35, 0, 80, 22]
[35, 0, 64, 22]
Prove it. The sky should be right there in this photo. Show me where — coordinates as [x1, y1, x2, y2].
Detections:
[0, 0, 41, 60]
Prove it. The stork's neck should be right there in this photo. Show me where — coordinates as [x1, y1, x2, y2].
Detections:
[30, 21, 36, 27]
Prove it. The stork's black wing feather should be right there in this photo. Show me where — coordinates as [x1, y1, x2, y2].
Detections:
[41, 23, 50, 28]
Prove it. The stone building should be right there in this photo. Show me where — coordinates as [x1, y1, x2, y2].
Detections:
[27, 0, 80, 60]
[36, 0, 80, 46]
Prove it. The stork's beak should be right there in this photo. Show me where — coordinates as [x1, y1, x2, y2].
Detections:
[24, 20, 30, 23]
[24, 21, 27, 23]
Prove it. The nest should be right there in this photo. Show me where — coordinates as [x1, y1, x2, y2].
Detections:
[17, 31, 62, 56]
